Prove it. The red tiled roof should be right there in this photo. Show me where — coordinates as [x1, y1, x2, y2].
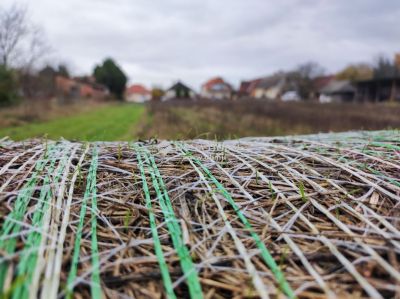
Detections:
[202, 77, 231, 90]
[126, 84, 150, 95]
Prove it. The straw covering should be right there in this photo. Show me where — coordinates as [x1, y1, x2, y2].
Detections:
[0, 130, 399, 298]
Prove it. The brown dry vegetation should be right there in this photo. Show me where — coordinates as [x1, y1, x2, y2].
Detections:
[140, 100, 400, 139]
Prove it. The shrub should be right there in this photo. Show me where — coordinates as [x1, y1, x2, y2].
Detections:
[0, 65, 19, 106]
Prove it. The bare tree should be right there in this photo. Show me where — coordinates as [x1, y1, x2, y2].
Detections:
[289, 62, 325, 100]
[23, 26, 50, 72]
[373, 55, 398, 79]
[0, 4, 27, 68]
[296, 62, 325, 80]
[0, 4, 49, 70]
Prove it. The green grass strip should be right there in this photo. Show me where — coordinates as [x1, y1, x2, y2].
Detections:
[177, 143, 296, 299]
[370, 142, 400, 151]
[365, 166, 400, 188]
[134, 145, 177, 299]
[0, 143, 57, 294]
[137, 145, 203, 299]
[11, 145, 71, 299]
[89, 146, 101, 298]
[66, 146, 101, 299]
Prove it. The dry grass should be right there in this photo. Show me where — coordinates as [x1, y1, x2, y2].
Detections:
[0, 130, 400, 298]
[0, 99, 108, 128]
[141, 100, 400, 139]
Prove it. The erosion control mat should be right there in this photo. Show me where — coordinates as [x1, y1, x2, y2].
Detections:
[0, 130, 399, 298]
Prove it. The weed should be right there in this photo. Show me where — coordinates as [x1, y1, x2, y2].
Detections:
[299, 181, 308, 203]
[124, 209, 132, 231]
[117, 143, 122, 163]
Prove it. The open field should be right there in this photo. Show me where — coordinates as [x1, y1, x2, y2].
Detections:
[143, 100, 400, 139]
[0, 130, 399, 298]
[0, 100, 109, 128]
[0, 103, 145, 141]
[1, 100, 400, 141]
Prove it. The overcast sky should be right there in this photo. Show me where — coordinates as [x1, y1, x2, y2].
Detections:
[2, 0, 400, 89]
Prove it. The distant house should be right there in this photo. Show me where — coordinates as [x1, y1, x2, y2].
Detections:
[312, 75, 335, 100]
[76, 76, 109, 98]
[356, 78, 400, 102]
[319, 80, 356, 103]
[238, 81, 251, 97]
[253, 76, 284, 99]
[163, 81, 196, 101]
[55, 76, 80, 99]
[353, 53, 400, 102]
[55, 76, 109, 101]
[125, 84, 151, 103]
[238, 79, 261, 98]
[201, 77, 233, 100]
[252, 73, 299, 101]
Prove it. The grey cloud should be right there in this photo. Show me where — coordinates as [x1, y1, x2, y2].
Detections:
[2, 0, 399, 89]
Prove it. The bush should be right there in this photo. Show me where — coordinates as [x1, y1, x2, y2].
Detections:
[0, 65, 19, 106]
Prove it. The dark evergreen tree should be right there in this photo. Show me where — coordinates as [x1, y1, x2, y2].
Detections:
[57, 64, 70, 78]
[93, 58, 127, 99]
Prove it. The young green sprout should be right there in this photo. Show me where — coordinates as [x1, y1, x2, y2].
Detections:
[335, 202, 340, 219]
[268, 180, 276, 200]
[117, 143, 122, 163]
[43, 134, 49, 159]
[124, 209, 133, 232]
[298, 181, 308, 203]
[77, 165, 83, 187]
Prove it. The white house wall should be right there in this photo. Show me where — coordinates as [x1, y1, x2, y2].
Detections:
[126, 93, 151, 103]
[201, 90, 230, 100]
